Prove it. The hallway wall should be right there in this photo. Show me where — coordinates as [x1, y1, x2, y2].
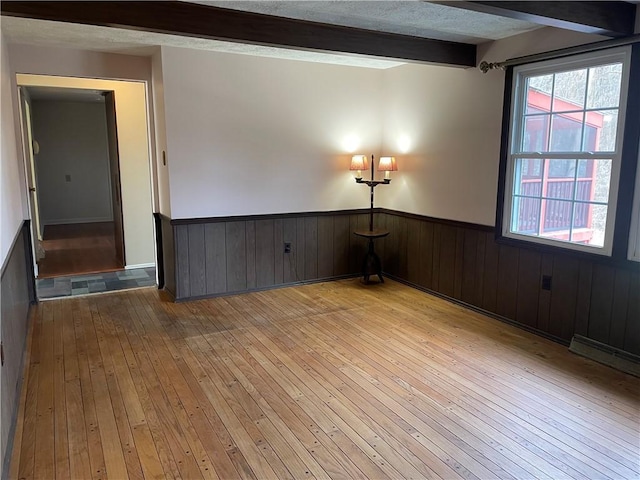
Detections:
[32, 99, 113, 226]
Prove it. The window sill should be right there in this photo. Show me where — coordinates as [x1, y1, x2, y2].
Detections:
[495, 232, 640, 272]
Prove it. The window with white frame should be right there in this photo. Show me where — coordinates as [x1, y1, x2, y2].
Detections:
[503, 47, 632, 256]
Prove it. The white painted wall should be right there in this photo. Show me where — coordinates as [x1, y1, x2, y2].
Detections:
[152, 49, 171, 216]
[0, 34, 26, 266]
[477, 26, 605, 64]
[8, 43, 153, 87]
[17, 75, 154, 268]
[378, 27, 607, 226]
[31, 100, 113, 226]
[8, 44, 160, 213]
[160, 46, 383, 219]
[379, 63, 504, 225]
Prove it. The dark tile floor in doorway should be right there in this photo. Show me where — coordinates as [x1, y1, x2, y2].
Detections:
[37, 267, 156, 299]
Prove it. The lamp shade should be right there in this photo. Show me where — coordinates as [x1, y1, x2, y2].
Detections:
[350, 155, 367, 171]
[378, 156, 398, 172]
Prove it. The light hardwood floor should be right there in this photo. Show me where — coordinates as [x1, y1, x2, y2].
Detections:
[9, 279, 639, 479]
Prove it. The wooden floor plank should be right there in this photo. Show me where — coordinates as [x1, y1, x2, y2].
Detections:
[122, 295, 209, 480]
[129, 295, 225, 480]
[61, 297, 92, 480]
[34, 301, 55, 480]
[82, 299, 130, 480]
[90, 297, 146, 480]
[9, 280, 639, 480]
[53, 300, 71, 480]
[73, 299, 108, 480]
[106, 295, 181, 480]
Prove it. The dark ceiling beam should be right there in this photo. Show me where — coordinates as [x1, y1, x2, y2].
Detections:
[436, 1, 637, 38]
[0, 1, 476, 67]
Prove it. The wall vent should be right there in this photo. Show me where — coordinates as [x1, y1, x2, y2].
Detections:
[569, 335, 640, 377]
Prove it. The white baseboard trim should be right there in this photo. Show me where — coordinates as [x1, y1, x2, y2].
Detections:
[125, 263, 155, 270]
[43, 216, 113, 225]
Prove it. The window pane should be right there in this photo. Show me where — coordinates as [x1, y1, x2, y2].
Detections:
[526, 105, 547, 116]
[573, 204, 607, 247]
[582, 124, 598, 151]
[511, 196, 540, 234]
[522, 115, 550, 151]
[526, 75, 552, 113]
[580, 159, 612, 203]
[552, 69, 587, 112]
[542, 199, 573, 233]
[547, 159, 576, 179]
[550, 113, 583, 151]
[586, 63, 622, 109]
[528, 74, 553, 95]
[589, 110, 618, 152]
[546, 160, 577, 201]
[514, 158, 543, 196]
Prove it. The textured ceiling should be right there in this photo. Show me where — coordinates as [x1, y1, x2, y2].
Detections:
[194, 1, 543, 43]
[1, 1, 542, 70]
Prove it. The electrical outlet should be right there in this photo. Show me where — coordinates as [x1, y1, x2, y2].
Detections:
[65, 174, 71, 182]
[284, 242, 291, 254]
[541, 275, 552, 291]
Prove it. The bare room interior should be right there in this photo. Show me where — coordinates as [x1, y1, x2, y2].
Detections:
[1, 2, 639, 479]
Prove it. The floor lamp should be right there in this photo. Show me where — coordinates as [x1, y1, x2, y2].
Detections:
[350, 154, 398, 231]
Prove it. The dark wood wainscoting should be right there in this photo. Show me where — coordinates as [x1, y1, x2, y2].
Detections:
[160, 211, 372, 301]
[1, 221, 34, 475]
[160, 209, 639, 356]
[378, 210, 640, 356]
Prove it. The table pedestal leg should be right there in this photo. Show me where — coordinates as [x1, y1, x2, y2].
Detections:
[362, 238, 383, 284]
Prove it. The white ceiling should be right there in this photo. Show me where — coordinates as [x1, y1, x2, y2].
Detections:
[1, 1, 544, 71]
[191, 1, 543, 44]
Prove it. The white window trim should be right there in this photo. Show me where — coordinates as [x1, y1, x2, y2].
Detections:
[502, 46, 633, 256]
[628, 139, 640, 261]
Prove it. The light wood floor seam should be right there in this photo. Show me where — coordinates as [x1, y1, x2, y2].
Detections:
[9, 279, 640, 479]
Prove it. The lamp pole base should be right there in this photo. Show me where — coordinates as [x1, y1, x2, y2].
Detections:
[353, 229, 389, 285]
[362, 237, 384, 284]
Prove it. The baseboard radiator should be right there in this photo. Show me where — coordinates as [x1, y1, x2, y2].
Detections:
[569, 335, 640, 377]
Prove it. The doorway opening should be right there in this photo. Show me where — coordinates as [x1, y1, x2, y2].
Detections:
[17, 74, 157, 300]
[20, 86, 126, 280]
